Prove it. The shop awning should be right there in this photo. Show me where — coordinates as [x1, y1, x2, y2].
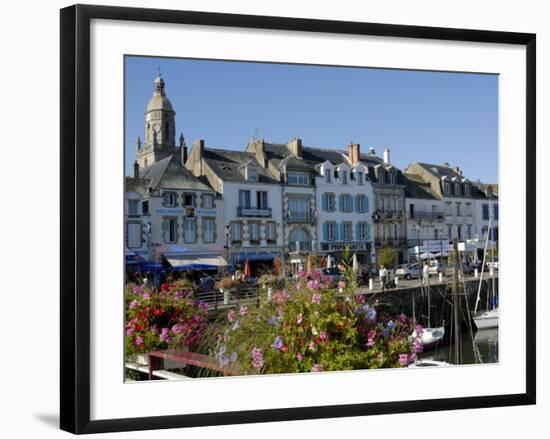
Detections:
[166, 256, 227, 271]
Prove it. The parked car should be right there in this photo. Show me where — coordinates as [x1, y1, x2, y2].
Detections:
[395, 263, 420, 280]
[195, 277, 216, 292]
[427, 260, 447, 276]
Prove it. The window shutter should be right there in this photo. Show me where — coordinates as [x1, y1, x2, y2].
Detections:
[334, 223, 339, 241]
[322, 194, 327, 211]
[339, 223, 345, 240]
[162, 220, 168, 242]
[365, 196, 369, 213]
[338, 194, 343, 212]
[323, 223, 328, 241]
[356, 223, 361, 240]
[366, 224, 371, 240]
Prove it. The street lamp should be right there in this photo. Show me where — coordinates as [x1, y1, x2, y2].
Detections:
[224, 224, 231, 274]
[414, 223, 421, 264]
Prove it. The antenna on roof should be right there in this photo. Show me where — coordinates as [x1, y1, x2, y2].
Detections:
[252, 128, 260, 141]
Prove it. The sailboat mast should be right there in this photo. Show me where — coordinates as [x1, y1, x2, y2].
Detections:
[452, 238, 461, 364]
[474, 214, 492, 314]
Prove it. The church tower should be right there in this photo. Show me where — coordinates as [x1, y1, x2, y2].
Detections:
[136, 71, 178, 169]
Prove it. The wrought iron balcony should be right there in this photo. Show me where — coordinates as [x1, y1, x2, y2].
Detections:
[287, 211, 313, 223]
[237, 206, 272, 218]
[409, 211, 445, 221]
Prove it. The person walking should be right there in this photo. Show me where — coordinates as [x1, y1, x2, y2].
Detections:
[422, 262, 429, 285]
[379, 265, 387, 291]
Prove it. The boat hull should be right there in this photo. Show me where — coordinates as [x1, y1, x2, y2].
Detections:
[473, 309, 499, 330]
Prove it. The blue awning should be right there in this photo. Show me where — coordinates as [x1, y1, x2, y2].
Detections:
[132, 262, 164, 273]
[169, 263, 219, 271]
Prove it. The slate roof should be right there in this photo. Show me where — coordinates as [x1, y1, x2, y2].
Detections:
[138, 156, 213, 191]
[415, 162, 465, 180]
[473, 182, 499, 198]
[203, 148, 280, 184]
[402, 173, 439, 199]
[125, 176, 151, 194]
[262, 142, 349, 170]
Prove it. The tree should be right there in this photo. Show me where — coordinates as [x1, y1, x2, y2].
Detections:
[377, 247, 397, 268]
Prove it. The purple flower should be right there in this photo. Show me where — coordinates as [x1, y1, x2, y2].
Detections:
[239, 305, 248, 317]
[398, 354, 410, 366]
[129, 299, 138, 309]
[134, 336, 144, 346]
[220, 355, 229, 367]
[398, 313, 408, 323]
[412, 339, 424, 354]
[296, 352, 304, 361]
[312, 293, 321, 304]
[251, 347, 264, 371]
[272, 336, 284, 350]
[386, 320, 396, 330]
[142, 292, 150, 300]
[366, 306, 377, 322]
[126, 327, 135, 336]
[197, 301, 209, 312]
[133, 286, 142, 294]
[414, 324, 424, 337]
[267, 315, 279, 326]
[307, 279, 319, 290]
[230, 351, 238, 363]
[160, 327, 171, 343]
[172, 324, 184, 335]
[227, 309, 236, 322]
[174, 290, 184, 300]
[311, 364, 322, 372]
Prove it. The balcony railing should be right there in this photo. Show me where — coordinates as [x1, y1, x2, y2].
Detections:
[372, 210, 405, 223]
[237, 206, 272, 218]
[287, 211, 313, 223]
[375, 238, 408, 247]
[410, 211, 445, 221]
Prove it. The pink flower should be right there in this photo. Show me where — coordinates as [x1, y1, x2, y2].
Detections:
[296, 313, 303, 324]
[227, 309, 236, 322]
[251, 347, 264, 371]
[311, 364, 322, 372]
[366, 329, 377, 347]
[355, 295, 366, 305]
[133, 286, 142, 294]
[308, 341, 316, 352]
[307, 279, 319, 290]
[398, 354, 410, 366]
[239, 305, 248, 317]
[312, 293, 321, 304]
[134, 336, 144, 346]
[296, 353, 304, 361]
[160, 328, 171, 343]
[142, 292, 150, 300]
[129, 299, 138, 309]
[172, 324, 184, 335]
[319, 331, 328, 342]
[126, 327, 135, 336]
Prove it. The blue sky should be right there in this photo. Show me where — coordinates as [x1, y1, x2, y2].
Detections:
[125, 56, 498, 182]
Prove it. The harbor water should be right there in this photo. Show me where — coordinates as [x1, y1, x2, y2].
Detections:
[418, 327, 499, 364]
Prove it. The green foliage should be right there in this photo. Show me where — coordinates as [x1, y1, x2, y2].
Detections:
[199, 272, 422, 375]
[378, 247, 397, 268]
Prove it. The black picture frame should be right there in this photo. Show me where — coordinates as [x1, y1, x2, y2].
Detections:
[60, 4, 536, 434]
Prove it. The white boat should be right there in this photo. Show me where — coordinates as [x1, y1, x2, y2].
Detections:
[472, 212, 499, 330]
[411, 326, 445, 350]
[473, 308, 499, 330]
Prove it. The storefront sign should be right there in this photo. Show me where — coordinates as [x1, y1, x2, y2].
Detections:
[321, 241, 372, 252]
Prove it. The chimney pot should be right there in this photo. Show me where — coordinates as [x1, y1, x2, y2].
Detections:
[383, 146, 391, 165]
[133, 160, 139, 178]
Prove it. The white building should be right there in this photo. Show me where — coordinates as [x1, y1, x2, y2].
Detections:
[315, 145, 375, 265]
[473, 182, 499, 243]
[125, 156, 225, 270]
[186, 141, 284, 274]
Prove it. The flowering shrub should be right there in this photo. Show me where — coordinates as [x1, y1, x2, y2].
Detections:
[125, 282, 209, 357]
[203, 269, 423, 375]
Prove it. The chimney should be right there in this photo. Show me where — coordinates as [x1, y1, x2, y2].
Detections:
[133, 160, 139, 178]
[287, 137, 303, 158]
[192, 139, 205, 175]
[383, 146, 391, 164]
[192, 139, 205, 158]
[454, 166, 462, 175]
[179, 133, 187, 164]
[368, 146, 376, 156]
[348, 143, 361, 164]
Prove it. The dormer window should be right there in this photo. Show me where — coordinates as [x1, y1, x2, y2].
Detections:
[341, 170, 348, 184]
[246, 166, 258, 182]
[454, 182, 461, 196]
[325, 168, 332, 183]
[288, 171, 309, 185]
[356, 171, 364, 185]
[464, 184, 470, 197]
[387, 172, 395, 185]
[443, 181, 451, 195]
